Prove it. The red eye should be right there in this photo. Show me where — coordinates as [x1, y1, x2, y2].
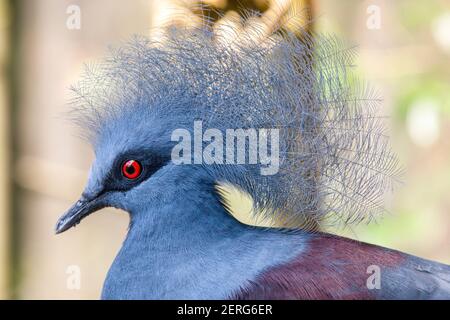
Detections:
[122, 160, 142, 179]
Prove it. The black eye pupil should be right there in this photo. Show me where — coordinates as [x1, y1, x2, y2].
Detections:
[126, 166, 135, 174]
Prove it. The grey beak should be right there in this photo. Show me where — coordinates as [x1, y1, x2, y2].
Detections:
[55, 194, 104, 234]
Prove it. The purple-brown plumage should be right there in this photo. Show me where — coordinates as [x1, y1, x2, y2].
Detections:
[234, 233, 450, 300]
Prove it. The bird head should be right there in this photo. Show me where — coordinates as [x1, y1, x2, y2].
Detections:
[56, 14, 400, 234]
[55, 108, 176, 233]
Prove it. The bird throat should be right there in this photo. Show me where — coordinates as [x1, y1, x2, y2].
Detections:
[101, 171, 307, 299]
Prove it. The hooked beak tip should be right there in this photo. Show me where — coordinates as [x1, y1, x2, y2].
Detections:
[54, 207, 80, 235]
[54, 219, 70, 234]
[55, 196, 101, 235]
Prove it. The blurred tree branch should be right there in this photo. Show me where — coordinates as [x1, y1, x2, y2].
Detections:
[0, 0, 11, 299]
[150, 0, 314, 36]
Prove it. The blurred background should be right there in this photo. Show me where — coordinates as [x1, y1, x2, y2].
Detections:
[0, 0, 449, 299]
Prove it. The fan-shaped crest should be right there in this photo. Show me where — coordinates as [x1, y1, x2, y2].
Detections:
[69, 10, 401, 228]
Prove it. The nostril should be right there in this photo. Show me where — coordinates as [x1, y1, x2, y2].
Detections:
[80, 192, 95, 203]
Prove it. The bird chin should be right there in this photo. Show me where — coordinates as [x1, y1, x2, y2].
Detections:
[55, 195, 106, 234]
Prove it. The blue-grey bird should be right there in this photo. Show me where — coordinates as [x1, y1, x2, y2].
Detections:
[55, 13, 450, 299]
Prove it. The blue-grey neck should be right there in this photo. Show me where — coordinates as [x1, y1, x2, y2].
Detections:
[101, 165, 308, 299]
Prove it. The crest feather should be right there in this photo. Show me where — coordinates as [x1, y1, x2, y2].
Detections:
[69, 10, 401, 228]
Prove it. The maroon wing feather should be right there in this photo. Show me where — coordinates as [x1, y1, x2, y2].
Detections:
[233, 233, 450, 300]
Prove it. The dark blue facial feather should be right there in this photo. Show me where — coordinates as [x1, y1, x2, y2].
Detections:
[102, 149, 170, 194]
